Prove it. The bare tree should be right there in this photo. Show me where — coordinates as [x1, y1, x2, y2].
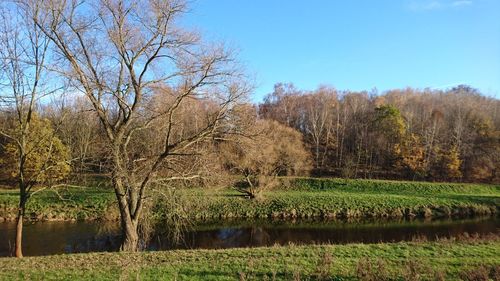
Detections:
[220, 115, 311, 199]
[20, 0, 248, 251]
[0, 2, 69, 257]
[302, 87, 337, 170]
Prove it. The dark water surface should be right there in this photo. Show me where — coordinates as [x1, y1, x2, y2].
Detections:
[0, 217, 498, 257]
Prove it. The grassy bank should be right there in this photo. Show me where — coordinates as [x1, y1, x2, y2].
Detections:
[0, 186, 115, 221]
[1, 239, 499, 280]
[0, 178, 498, 221]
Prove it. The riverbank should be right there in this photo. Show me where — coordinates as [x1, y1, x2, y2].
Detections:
[1, 238, 499, 280]
[0, 178, 498, 222]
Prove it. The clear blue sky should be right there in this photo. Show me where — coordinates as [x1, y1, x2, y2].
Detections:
[182, 0, 500, 101]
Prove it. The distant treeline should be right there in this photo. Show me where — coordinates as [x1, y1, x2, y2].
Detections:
[1, 84, 498, 184]
[259, 84, 499, 183]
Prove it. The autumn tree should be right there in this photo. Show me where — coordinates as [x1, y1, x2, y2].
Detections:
[395, 134, 427, 179]
[442, 145, 462, 180]
[0, 3, 69, 257]
[463, 117, 499, 182]
[372, 105, 407, 169]
[0, 115, 70, 184]
[220, 116, 311, 199]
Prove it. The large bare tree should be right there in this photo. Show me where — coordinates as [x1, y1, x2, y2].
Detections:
[19, 0, 248, 251]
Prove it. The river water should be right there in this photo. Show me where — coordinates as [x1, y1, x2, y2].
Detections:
[0, 217, 498, 257]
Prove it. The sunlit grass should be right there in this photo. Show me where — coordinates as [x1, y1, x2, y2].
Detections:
[0, 240, 498, 280]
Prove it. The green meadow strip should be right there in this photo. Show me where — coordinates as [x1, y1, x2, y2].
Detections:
[1, 240, 499, 280]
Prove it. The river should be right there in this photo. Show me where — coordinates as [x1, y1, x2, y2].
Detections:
[0, 217, 498, 257]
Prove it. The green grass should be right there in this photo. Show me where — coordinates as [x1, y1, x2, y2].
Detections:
[0, 240, 499, 280]
[285, 177, 500, 194]
[0, 187, 115, 221]
[0, 178, 498, 221]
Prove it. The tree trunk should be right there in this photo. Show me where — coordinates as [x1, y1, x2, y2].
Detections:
[116, 195, 140, 251]
[120, 218, 139, 251]
[14, 201, 25, 258]
[113, 171, 140, 251]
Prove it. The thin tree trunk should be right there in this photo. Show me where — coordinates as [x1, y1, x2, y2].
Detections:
[14, 197, 26, 258]
[15, 151, 27, 258]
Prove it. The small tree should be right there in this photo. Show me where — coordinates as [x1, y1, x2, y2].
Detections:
[0, 115, 70, 258]
[221, 119, 311, 198]
[0, 3, 68, 257]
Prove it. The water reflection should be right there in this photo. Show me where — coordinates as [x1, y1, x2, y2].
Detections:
[162, 217, 499, 250]
[0, 217, 498, 257]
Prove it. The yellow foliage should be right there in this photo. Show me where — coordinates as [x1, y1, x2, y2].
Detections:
[0, 116, 71, 183]
[431, 145, 462, 180]
[396, 134, 427, 176]
[444, 146, 462, 179]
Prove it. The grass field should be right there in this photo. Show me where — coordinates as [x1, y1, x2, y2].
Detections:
[0, 178, 498, 221]
[0, 238, 498, 280]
